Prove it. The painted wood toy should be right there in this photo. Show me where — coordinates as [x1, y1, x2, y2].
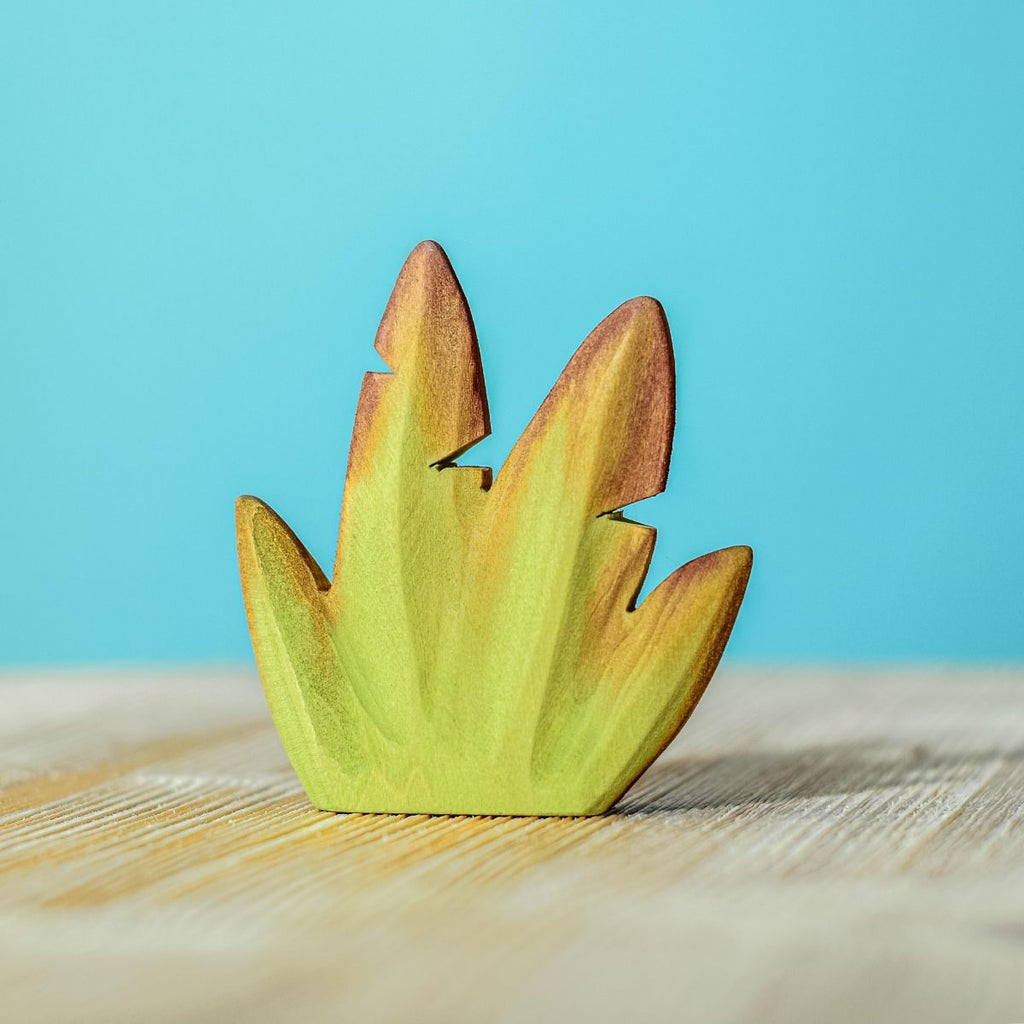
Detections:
[236, 241, 752, 816]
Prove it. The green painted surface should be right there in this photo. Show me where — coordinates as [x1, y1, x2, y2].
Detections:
[237, 243, 751, 815]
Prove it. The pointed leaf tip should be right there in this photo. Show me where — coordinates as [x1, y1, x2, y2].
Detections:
[236, 495, 330, 592]
[374, 241, 467, 368]
[498, 293, 674, 513]
[369, 240, 490, 463]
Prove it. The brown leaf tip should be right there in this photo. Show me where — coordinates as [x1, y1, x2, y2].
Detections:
[373, 240, 469, 370]
[370, 241, 490, 462]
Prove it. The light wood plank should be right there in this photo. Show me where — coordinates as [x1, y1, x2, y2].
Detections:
[1, 667, 1022, 1023]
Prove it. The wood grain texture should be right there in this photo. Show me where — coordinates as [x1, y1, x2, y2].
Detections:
[1, 668, 1022, 1024]
[236, 241, 751, 815]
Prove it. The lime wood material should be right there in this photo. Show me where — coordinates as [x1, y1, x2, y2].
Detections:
[236, 242, 752, 815]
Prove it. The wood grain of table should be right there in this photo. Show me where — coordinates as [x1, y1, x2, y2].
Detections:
[1, 667, 1022, 1023]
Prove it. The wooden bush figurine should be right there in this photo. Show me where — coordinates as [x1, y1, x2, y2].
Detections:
[236, 241, 752, 816]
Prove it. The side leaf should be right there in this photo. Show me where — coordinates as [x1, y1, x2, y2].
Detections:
[236, 496, 365, 798]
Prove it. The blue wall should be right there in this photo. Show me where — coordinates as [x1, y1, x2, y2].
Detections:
[2, 2, 1022, 663]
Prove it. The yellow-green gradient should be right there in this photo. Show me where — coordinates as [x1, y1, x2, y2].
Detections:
[237, 243, 751, 815]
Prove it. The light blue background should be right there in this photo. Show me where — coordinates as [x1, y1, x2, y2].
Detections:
[2, 2, 1022, 664]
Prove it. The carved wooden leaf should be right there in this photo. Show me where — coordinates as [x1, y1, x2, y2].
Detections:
[237, 241, 752, 815]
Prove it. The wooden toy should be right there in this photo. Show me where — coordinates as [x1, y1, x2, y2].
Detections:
[236, 241, 752, 815]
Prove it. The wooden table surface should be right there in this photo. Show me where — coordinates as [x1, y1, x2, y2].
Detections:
[1, 667, 1022, 1023]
